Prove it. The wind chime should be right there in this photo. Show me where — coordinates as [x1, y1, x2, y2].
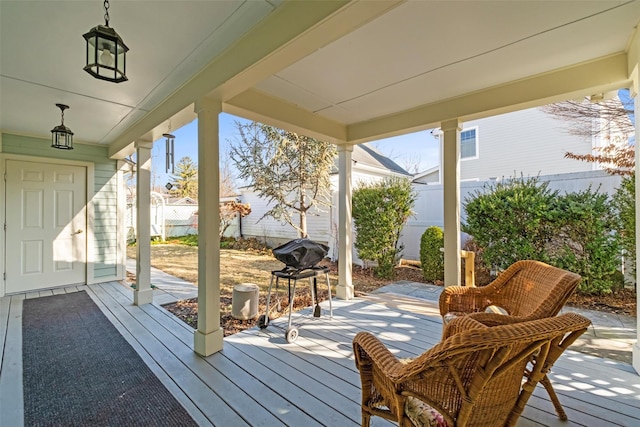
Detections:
[163, 124, 176, 174]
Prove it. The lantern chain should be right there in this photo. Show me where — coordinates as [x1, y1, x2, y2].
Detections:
[104, 0, 110, 26]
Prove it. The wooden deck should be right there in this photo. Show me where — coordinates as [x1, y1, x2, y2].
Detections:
[2, 281, 640, 426]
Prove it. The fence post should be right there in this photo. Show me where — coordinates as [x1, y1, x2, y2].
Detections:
[460, 250, 475, 287]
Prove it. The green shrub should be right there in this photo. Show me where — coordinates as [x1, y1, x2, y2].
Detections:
[462, 176, 558, 270]
[463, 176, 622, 295]
[420, 226, 444, 282]
[552, 188, 621, 294]
[612, 175, 635, 278]
[353, 177, 416, 279]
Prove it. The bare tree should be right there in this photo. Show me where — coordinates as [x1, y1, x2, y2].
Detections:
[219, 200, 251, 238]
[230, 121, 337, 238]
[219, 154, 236, 198]
[370, 142, 422, 174]
[541, 93, 634, 175]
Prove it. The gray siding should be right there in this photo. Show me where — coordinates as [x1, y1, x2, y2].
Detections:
[2, 134, 120, 281]
[460, 108, 594, 181]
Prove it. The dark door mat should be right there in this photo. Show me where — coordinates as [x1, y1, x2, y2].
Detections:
[22, 290, 198, 426]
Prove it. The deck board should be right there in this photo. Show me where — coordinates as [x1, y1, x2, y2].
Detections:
[2, 281, 639, 426]
[88, 284, 215, 427]
[0, 293, 24, 427]
[90, 283, 248, 427]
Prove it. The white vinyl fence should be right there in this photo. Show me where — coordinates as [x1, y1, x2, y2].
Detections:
[126, 200, 240, 242]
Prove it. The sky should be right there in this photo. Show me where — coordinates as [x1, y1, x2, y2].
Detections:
[150, 113, 440, 189]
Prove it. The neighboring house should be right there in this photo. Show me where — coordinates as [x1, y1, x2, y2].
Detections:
[238, 143, 411, 260]
[413, 99, 631, 184]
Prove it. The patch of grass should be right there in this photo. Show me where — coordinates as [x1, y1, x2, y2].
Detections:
[168, 234, 198, 246]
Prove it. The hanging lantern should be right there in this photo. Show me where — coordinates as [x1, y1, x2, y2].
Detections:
[51, 104, 74, 150]
[83, 0, 129, 83]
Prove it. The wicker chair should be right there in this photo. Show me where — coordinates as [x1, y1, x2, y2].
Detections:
[439, 260, 581, 327]
[353, 313, 591, 427]
[438, 260, 582, 420]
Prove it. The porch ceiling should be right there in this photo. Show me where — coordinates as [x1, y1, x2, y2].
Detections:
[2, 1, 640, 158]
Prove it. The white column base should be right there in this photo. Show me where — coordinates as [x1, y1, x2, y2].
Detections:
[336, 283, 354, 300]
[194, 329, 224, 356]
[134, 288, 154, 306]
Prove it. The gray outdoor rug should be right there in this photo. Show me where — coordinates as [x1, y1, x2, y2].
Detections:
[22, 291, 198, 427]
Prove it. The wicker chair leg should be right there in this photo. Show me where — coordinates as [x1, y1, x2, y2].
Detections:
[540, 374, 568, 421]
[362, 411, 371, 427]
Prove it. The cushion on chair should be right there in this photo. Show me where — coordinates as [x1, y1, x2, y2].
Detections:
[443, 305, 508, 324]
[442, 312, 464, 324]
[405, 396, 449, 427]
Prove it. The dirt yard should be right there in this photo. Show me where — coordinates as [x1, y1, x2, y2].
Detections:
[126, 244, 636, 336]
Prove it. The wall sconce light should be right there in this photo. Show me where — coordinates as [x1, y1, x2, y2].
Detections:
[51, 104, 74, 150]
[83, 0, 129, 83]
[164, 133, 175, 173]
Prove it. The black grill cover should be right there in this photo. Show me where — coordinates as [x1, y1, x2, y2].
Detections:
[272, 238, 329, 270]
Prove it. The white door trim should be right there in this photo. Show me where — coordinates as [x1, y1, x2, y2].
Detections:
[0, 154, 95, 296]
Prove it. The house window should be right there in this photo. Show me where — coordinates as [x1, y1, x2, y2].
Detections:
[460, 128, 478, 159]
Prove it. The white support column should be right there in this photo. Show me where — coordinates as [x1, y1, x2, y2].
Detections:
[336, 144, 354, 300]
[631, 68, 640, 374]
[116, 160, 129, 281]
[441, 119, 462, 287]
[134, 140, 154, 305]
[193, 97, 224, 356]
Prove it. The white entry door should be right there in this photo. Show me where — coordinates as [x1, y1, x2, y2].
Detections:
[5, 160, 87, 293]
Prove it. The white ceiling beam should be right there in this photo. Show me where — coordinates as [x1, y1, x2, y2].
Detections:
[347, 53, 631, 144]
[224, 89, 347, 143]
[108, 0, 404, 159]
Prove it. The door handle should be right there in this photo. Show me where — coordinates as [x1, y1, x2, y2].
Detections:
[74, 229, 84, 235]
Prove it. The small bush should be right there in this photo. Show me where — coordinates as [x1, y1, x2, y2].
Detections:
[420, 226, 444, 282]
[353, 177, 416, 279]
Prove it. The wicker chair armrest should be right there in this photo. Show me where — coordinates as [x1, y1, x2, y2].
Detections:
[442, 314, 489, 339]
[463, 312, 532, 327]
[439, 285, 491, 315]
[353, 332, 406, 381]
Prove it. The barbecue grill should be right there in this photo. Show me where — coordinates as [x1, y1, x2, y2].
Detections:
[258, 239, 333, 343]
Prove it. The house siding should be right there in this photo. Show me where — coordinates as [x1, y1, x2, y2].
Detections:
[1, 134, 121, 283]
[458, 108, 594, 181]
[238, 190, 331, 247]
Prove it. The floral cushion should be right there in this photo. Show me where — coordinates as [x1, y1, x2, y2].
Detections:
[405, 396, 449, 427]
[398, 358, 449, 427]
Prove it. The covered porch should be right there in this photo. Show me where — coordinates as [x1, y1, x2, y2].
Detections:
[2, 281, 638, 426]
[3, 0, 640, 391]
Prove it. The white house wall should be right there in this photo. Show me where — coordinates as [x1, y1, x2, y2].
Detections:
[458, 108, 595, 181]
[1, 133, 121, 284]
[238, 189, 331, 247]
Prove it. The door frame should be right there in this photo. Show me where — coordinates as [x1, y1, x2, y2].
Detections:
[0, 153, 95, 297]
